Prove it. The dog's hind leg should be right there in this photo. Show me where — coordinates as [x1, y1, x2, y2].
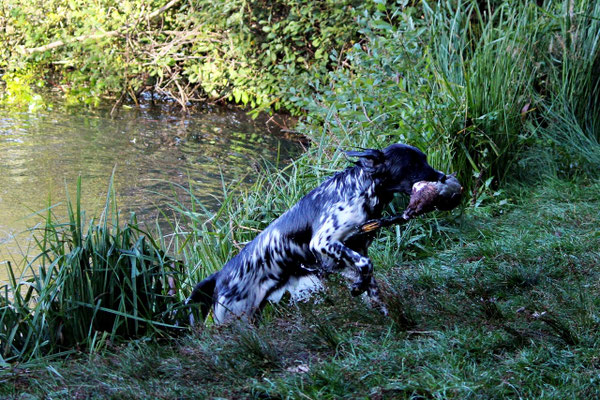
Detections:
[366, 278, 388, 316]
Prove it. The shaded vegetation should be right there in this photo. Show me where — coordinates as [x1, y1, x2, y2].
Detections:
[293, 0, 600, 193]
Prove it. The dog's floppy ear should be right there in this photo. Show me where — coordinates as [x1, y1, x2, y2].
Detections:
[346, 149, 385, 170]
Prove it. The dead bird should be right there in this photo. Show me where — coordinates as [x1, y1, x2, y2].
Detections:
[403, 173, 463, 218]
[359, 173, 463, 233]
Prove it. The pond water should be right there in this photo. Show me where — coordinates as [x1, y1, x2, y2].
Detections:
[0, 102, 301, 274]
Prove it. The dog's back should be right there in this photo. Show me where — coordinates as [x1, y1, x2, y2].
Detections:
[187, 144, 445, 324]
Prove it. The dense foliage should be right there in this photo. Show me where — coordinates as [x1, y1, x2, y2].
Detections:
[294, 0, 600, 193]
[0, 0, 372, 111]
[2, 0, 599, 184]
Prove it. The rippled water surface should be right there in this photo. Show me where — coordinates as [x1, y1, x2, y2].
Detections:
[0, 103, 300, 270]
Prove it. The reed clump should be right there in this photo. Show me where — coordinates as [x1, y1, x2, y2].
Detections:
[1, 178, 182, 364]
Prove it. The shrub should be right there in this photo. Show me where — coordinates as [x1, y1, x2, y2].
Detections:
[0, 0, 373, 112]
[294, 0, 600, 193]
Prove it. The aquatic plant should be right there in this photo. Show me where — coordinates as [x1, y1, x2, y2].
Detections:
[0, 177, 182, 363]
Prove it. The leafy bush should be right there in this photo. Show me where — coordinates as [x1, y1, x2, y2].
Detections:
[0, 0, 372, 112]
[294, 0, 600, 193]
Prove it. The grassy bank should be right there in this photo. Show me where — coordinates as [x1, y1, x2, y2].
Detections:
[2, 178, 599, 399]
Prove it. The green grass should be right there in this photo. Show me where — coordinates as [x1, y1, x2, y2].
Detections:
[2, 177, 598, 399]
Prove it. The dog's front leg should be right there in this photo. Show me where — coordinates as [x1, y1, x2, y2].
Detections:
[310, 233, 373, 296]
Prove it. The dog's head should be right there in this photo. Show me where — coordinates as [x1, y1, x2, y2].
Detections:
[347, 144, 445, 195]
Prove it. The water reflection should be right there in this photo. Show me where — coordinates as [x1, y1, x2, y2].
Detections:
[0, 103, 300, 265]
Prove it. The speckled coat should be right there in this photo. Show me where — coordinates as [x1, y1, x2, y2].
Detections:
[187, 143, 445, 324]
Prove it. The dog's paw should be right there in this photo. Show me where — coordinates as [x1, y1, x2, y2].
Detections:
[351, 281, 369, 297]
[379, 304, 389, 317]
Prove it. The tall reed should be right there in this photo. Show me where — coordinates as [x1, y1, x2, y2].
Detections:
[1, 177, 182, 363]
[424, 0, 544, 185]
[538, 0, 600, 172]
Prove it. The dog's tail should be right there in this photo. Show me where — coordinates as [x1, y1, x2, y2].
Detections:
[185, 272, 219, 325]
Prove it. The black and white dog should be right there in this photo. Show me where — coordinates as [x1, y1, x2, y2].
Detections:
[187, 143, 446, 324]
